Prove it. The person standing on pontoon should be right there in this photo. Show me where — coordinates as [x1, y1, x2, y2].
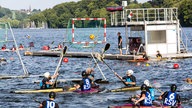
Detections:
[39, 91, 59, 108]
[40, 72, 59, 89]
[117, 32, 123, 55]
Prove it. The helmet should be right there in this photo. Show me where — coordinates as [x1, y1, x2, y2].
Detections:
[44, 72, 50, 78]
[170, 84, 177, 92]
[144, 80, 150, 86]
[82, 71, 86, 76]
[126, 70, 133, 75]
[49, 91, 56, 99]
[141, 84, 147, 91]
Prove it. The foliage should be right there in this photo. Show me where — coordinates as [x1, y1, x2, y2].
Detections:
[178, 0, 192, 26]
[0, 0, 192, 27]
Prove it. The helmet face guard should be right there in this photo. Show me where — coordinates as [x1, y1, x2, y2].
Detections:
[49, 91, 56, 99]
[171, 84, 177, 92]
[141, 84, 147, 91]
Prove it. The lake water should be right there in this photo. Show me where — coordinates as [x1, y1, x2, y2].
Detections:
[0, 27, 191, 108]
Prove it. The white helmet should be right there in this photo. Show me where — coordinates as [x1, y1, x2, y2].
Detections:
[144, 79, 150, 86]
[44, 72, 50, 78]
[126, 70, 133, 75]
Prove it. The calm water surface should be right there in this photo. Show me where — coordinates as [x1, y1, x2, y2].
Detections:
[0, 28, 191, 108]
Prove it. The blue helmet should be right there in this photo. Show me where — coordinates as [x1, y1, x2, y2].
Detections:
[82, 71, 86, 76]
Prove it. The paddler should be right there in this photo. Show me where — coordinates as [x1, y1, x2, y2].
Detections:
[19, 44, 24, 50]
[142, 51, 149, 60]
[156, 50, 162, 59]
[159, 84, 181, 107]
[85, 68, 99, 88]
[40, 72, 59, 89]
[144, 80, 155, 102]
[39, 91, 59, 108]
[131, 84, 152, 106]
[115, 69, 136, 87]
[74, 71, 91, 91]
[185, 78, 192, 83]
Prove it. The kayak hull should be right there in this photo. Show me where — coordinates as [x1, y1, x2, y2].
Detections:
[11, 87, 101, 94]
[109, 103, 174, 108]
[110, 86, 140, 92]
[11, 87, 76, 94]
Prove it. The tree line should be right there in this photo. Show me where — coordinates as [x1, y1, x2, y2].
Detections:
[0, 0, 191, 28]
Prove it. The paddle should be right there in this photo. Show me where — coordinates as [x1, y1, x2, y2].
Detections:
[97, 56, 128, 86]
[52, 46, 67, 88]
[92, 43, 110, 83]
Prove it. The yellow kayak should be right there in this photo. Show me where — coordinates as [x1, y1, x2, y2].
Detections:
[110, 86, 140, 92]
[11, 87, 76, 94]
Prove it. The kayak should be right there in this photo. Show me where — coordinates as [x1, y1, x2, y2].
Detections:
[127, 59, 148, 62]
[11, 87, 103, 94]
[110, 86, 140, 92]
[108, 103, 179, 108]
[74, 88, 100, 94]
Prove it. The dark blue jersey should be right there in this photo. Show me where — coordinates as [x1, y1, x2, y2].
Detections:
[163, 91, 178, 106]
[140, 91, 152, 106]
[80, 77, 91, 91]
[42, 100, 59, 108]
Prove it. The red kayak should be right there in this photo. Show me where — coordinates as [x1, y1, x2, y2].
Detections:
[108, 103, 182, 108]
[74, 88, 100, 94]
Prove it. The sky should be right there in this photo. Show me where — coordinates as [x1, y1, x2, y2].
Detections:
[0, 0, 80, 10]
[0, 0, 149, 11]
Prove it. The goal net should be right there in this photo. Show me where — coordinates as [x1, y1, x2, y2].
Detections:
[65, 18, 106, 48]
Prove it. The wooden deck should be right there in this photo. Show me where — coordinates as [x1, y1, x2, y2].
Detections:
[24, 50, 192, 60]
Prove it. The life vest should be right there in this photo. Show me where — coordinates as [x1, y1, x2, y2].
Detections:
[125, 76, 132, 86]
[143, 91, 152, 106]
[163, 91, 177, 106]
[45, 100, 56, 108]
[40, 78, 51, 89]
[149, 87, 155, 101]
[81, 77, 91, 91]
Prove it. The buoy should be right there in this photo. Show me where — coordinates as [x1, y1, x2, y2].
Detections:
[63, 58, 68, 63]
[89, 34, 95, 40]
[42, 46, 49, 50]
[146, 63, 150, 67]
[173, 63, 179, 69]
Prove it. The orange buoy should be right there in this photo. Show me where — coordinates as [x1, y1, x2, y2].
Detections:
[63, 58, 68, 63]
[173, 63, 179, 69]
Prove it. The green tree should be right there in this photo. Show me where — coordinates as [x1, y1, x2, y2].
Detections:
[178, 0, 192, 26]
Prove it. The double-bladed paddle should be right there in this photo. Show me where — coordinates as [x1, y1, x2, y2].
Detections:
[96, 53, 128, 86]
[52, 46, 67, 88]
[92, 43, 110, 83]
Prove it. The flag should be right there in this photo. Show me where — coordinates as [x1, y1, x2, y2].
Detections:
[128, 11, 133, 19]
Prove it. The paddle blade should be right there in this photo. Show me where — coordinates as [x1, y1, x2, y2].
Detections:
[63, 46, 67, 54]
[104, 43, 110, 52]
